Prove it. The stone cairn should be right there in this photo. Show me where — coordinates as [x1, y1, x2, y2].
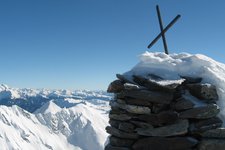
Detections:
[105, 73, 225, 150]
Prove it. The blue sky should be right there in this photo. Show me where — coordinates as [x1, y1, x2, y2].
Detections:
[0, 0, 225, 90]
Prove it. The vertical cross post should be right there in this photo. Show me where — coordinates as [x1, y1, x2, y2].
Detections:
[156, 5, 168, 54]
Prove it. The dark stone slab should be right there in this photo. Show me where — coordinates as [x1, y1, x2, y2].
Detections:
[107, 80, 124, 93]
[186, 83, 218, 101]
[198, 139, 225, 150]
[137, 111, 178, 126]
[157, 111, 179, 125]
[109, 114, 132, 121]
[109, 136, 134, 147]
[129, 120, 153, 129]
[136, 119, 189, 137]
[106, 126, 139, 139]
[171, 97, 195, 111]
[189, 117, 223, 133]
[116, 74, 134, 84]
[124, 98, 152, 107]
[105, 144, 130, 150]
[110, 100, 151, 115]
[180, 75, 202, 84]
[118, 122, 135, 133]
[123, 83, 142, 90]
[119, 90, 174, 104]
[200, 128, 225, 138]
[109, 119, 122, 128]
[179, 104, 220, 119]
[152, 103, 169, 114]
[132, 137, 198, 150]
[133, 75, 184, 92]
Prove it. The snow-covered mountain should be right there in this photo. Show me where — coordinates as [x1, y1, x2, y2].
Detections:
[0, 85, 111, 150]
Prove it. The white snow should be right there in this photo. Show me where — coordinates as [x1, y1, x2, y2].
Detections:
[124, 52, 225, 123]
[0, 86, 111, 150]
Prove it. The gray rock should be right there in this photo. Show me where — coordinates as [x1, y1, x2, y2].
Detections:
[109, 136, 134, 147]
[110, 100, 151, 115]
[107, 80, 124, 93]
[136, 119, 189, 137]
[119, 90, 173, 104]
[152, 103, 169, 114]
[171, 97, 195, 111]
[137, 111, 178, 126]
[124, 98, 152, 107]
[201, 128, 225, 138]
[157, 111, 179, 125]
[116, 74, 134, 84]
[105, 144, 131, 150]
[132, 137, 198, 150]
[133, 75, 184, 92]
[179, 104, 220, 119]
[180, 75, 202, 84]
[124, 83, 141, 90]
[106, 126, 139, 139]
[189, 117, 223, 133]
[130, 120, 153, 129]
[109, 114, 132, 121]
[109, 119, 122, 128]
[198, 139, 225, 150]
[118, 122, 135, 133]
[186, 83, 218, 101]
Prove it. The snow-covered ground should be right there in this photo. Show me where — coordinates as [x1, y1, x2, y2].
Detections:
[124, 52, 225, 122]
[0, 52, 225, 150]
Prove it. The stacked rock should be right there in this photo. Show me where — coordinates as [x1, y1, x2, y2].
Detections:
[105, 73, 225, 150]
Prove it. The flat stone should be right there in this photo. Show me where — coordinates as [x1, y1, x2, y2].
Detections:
[132, 137, 198, 150]
[171, 97, 195, 111]
[186, 83, 218, 101]
[136, 119, 189, 137]
[107, 80, 124, 93]
[109, 114, 132, 121]
[133, 75, 184, 92]
[118, 122, 135, 133]
[124, 83, 142, 90]
[189, 117, 223, 133]
[138, 111, 178, 126]
[124, 98, 152, 107]
[109, 119, 122, 128]
[110, 107, 127, 115]
[180, 75, 202, 84]
[158, 111, 178, 124]
[110, 100, 151, 115]
[138, 114, 159, 126]
[152, 103, 169, 114]
[109, 136, 134, 147]
[130, 120, 153, 129]
[119, 90, 173, 104]
[106, 126, 139, 139]
[116, 74, 134, 84]
[198, 139, 225, 150]
[179, 104, 220, 119]
[105, 144, 130, 150]
[201, 128, 225, 138]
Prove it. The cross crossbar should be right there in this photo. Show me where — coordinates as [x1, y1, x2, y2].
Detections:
[147, 5, 181, 55]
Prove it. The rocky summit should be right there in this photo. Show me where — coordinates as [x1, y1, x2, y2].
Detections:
[105, 73, 225, 150]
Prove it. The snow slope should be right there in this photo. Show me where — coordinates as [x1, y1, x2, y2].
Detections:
[0, 86, 111, 150]
[124, 52, 225, 123]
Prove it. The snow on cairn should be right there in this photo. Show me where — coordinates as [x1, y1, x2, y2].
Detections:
[123, 52, 225, 123]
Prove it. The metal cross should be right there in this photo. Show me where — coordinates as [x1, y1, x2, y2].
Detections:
[147, 5, 181, 54]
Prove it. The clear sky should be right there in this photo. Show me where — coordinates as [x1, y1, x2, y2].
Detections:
[0, 0, 225, 90]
